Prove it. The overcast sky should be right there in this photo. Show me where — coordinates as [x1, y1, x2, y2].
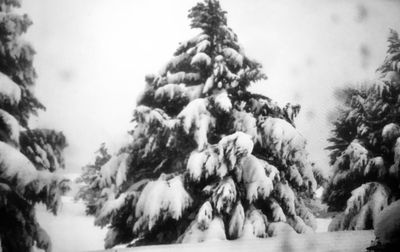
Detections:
[22, 0, 400, 173]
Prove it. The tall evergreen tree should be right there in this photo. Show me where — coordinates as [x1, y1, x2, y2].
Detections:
[0, 0, 69, 251]
[324, 29, 400, 231]
[92, 0, 322, 248]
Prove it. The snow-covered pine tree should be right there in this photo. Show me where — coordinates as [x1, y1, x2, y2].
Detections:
[324, 29, 400, 231]
[93, 0, 321, 248]
[0, 0, 69, 251]
[75, 143, 112, 215]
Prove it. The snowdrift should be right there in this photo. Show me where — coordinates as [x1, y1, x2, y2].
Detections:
[90, 230, 374, 252]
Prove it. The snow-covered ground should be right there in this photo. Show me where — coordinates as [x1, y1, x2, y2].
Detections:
[92, 231, 374, 252]
[34, 174, 107, 252]
[33, 175, 359, 252]
[35, 196, 107, 252]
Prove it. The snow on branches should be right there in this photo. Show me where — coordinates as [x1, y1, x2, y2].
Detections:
[390, 137, 400, 181]
[223, 47, 243, 68]
[187, 145, 219, 181]
[0, 108, 19, 146]
[0, 141, 67, 213]
[133, 175, 192, 233]
[268, 199, 286, 222]
[330, 140, 370, 186]
[232, 110, 257, 141]
[213, 90, 232, 113]
[382, 123, 400, 144]
[218, 132, 253, 176]
[258, 117, 316, 191]
[132, 105, 178, 157]
[329, 182, 390, 231]
[239, 155, 273, 203]
[258, 117, 306, 165]
[364, 156, 386, 179]
[19, 129, 67, 172]
[342, 141, 369, 173]
[0, 71, 21, 106]
[212, 177, 237, 214]
[241, 208, 268, 239]
[133, 105, 173, 137]
[178, 98, 215, 151]
[95, 192, 136, 227]
[100, 153, 129, 188]
[274, 180, 296, 216]
[191, 52, 212, 67]
[228, 202, 245, 239]
[154, 83, 187, 103]
[0, 141, 57, 194]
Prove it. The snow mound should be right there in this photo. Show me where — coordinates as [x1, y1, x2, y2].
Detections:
[287, 216, 313, 234]
[375, 200, 400, 245]
[180, 217, 226, 243]
[197, 201, 213, 230]
[267, 222, 296, 237]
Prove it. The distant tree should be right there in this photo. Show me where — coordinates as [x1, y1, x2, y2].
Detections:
[324, 29, 400, 231]
[90, 0, 322, 248]
[75, 143, 112, 215]
[0, 0, 69, 251]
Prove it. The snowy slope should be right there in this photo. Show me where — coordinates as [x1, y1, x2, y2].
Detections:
[90, 231, 374, 252]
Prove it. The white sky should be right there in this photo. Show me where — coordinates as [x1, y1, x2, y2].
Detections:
[22, 0, 400, 172]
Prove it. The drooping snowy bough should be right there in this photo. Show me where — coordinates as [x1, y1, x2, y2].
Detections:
[324, 29, 400, 232]
[85, 0, 322, 248]
[0, 1, 69, 251]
